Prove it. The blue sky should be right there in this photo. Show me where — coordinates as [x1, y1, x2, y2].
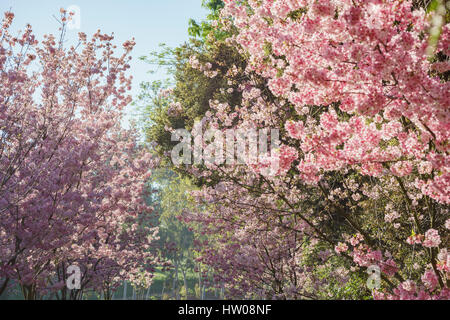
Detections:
[0, 0, 208, 125]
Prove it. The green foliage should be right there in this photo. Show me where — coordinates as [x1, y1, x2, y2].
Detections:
[136, 36, 247, 184]
[188, 0, 228, 43]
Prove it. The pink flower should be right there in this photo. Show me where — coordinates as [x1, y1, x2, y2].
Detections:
[349, 233, 363, 246]
[278, 145, 298, 174]
[335, 242, 348, 255]
[437, 248, 449, 272]
[310, 0, 335, 17]
[381, 259, 398, 277]
[417, 161, 433, 175]
[401, 280, 416, 293]
[285, 120, 304, 140]
[423, 229, 441, 248]
[368, 250, 383, 262]
[421, 269, 438, 291]
[384, 211, 400, 223]
[352, 193, 361, 201]
[406, 234, 423, 245]
[122, 39, 136, 51]
[390, 161, 413, 177]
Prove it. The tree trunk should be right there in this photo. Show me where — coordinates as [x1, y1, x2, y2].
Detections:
[145, 286, 151, 300]
[182, 268, 188, 300]
[122, 280, 127, 300]
[221, 282, 225, 300]
[161, 279, 166, 299]
[22, 284, 37, 300]
[198, 264, 202, 299]
[173, 260, 179, 299]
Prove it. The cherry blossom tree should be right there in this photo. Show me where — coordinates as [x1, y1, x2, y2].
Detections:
[0, 10, 159, 299]
[147, 0, 449, 299]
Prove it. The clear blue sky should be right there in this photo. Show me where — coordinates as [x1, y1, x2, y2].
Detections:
[0, 0, 208, 125]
